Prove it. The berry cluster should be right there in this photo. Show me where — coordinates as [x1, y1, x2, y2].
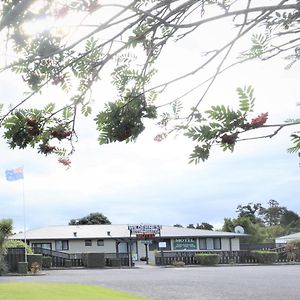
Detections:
[250, 112, 268, 128]
[26, 118, 40, 136]
[51, 128, 72, 140]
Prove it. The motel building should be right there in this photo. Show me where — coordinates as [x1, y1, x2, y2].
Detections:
[11, 224, 245, 265]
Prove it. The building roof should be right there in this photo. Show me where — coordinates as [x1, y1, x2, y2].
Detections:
[11, 224, 245, 240]
[275, 232, 300, 243]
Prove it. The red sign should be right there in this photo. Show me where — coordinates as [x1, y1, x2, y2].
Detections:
[136, 233, 155, 239]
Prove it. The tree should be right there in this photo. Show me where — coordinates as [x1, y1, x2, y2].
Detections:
[0, 1, 299, 166]
[0, 219, 13, 274]
[196, 222, 214, 230]
[222, 216, 265, 244]
[236, 202, 263, 224]
[173, 224, 183, 228]
[259, 199, 287, 226]
[187, 224, 195, 229]
[69, 212, 111, 225]
[280, 209, 300, 227]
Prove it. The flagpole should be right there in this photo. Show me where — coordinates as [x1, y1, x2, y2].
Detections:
[5, 166, 27, 263]
[22, 172, 27, 263]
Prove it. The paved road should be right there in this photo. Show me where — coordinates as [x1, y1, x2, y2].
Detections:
[1, 264, 300, 300]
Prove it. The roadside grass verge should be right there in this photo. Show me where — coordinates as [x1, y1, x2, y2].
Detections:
[0, 282, 146, 300]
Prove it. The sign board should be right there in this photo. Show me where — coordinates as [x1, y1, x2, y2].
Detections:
[173, 238, 197, 250]
[136, 233, 155, 239]
[128, 224, 162, 234]
[158, 242, 167, 248]
[141, 240, 153, 245]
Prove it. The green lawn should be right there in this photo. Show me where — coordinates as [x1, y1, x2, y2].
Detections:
[0, 283, 146, 300]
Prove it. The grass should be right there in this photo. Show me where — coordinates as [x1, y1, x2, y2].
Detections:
[0, 282, 146, 300]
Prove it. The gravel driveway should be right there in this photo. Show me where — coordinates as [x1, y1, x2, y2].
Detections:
[1, 264, 300, 300]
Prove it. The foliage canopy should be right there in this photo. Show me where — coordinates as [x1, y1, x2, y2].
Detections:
[69, 212, 111, 225]
[0, 0, 299, 166]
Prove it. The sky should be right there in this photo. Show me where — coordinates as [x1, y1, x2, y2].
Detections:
[1, 1, 299, 232]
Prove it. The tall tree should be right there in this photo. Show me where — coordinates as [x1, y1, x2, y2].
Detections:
[187, 224, 195, 229]
[280, 210, 300, 227]
[222, 216, 265, 244]
[259, 199, 287, 227]
[236, 202, 263, 224]
[69, 212, 111, 225]
[0, 1, 299, 166]
[196, 222, 214, 230]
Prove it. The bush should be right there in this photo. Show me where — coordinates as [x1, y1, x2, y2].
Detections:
[195, 253, 219, 265]
[30, 262, 40, 274]
[0, 257, 8, 275]
[82, 253, 104, 268]
[4, 240, 33, 254]
[171, 260, 185, 267]
[17, 262, 28, 274]
[42, 256, 52, 269]
[27, 254, 43, 271]
[251, 250, 278, 264]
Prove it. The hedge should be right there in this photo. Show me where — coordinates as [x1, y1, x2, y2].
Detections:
[195, 253, 219, 265]
[251, 250, 278, 264]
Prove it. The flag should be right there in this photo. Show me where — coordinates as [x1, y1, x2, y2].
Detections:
[5, 167, 24, 181]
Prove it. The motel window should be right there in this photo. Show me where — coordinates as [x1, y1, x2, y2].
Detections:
[213, 238, 221, 250]
[206, 238, 214, 250]
[97, 239, 104, 246]
[85, 240, 92, 246]
[199, 238, 207, 250]
[55, 240, 69, 251]
[32, 243, 52, 250]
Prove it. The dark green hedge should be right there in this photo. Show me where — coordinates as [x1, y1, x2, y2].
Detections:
[82, 253, 105, 268]
[42, 256, 52, 269]
[195, 253, 219, 265]
[251, 250, 278, 264]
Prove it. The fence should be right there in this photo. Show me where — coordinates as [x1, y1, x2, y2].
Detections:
[155, 250, 300, 265]
[33, 247, 82, 267]
[5, 248, 25, 272]
[105, 253, 131, 267]
[33, 247, 130, 268]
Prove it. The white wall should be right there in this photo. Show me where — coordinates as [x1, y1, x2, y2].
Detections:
[68, 239, 116, 253]
[29, 239, 117, 253]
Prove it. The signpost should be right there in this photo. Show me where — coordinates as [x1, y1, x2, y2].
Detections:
[128, 224, 162, 234]
[128, 224, 162, 265]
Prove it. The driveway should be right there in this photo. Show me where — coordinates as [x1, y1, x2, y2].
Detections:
[1, 264, 300, 299]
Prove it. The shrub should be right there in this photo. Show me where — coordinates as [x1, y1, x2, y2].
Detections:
[4, 240, 33, 254]
[195, 253, 219, 265]
[0, 257, 8, 275]
[17, 262, 28, 274]
[30, 262, 40, 274]
[42, 256, 52, 269]
[251, 250, 278, 264]
[172, 260, 185, 267]
[27, 254, 43, 271]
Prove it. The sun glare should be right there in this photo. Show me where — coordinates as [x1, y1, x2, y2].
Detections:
[22, 16, 55, 35]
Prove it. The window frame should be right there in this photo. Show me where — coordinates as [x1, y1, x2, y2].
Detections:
[199, 238, 207, 250]
[213, 238, 221, 250]
[55, 240, 69, 251]
[85, 239, 92, 247]
[97, 239, 104, 246]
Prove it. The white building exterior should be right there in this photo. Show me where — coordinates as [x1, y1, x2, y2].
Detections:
[11, 224, 245, 263]
[275, 232, 300, 247]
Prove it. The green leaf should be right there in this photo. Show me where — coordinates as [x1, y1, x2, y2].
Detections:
[43, 103, 55, 114]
